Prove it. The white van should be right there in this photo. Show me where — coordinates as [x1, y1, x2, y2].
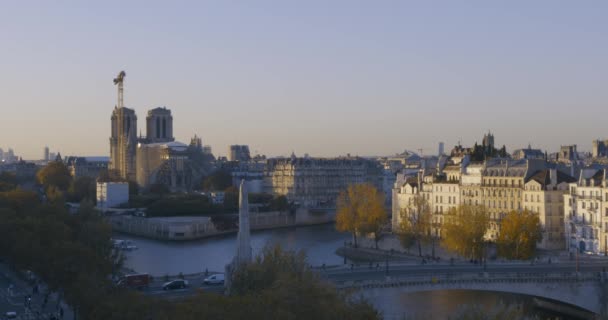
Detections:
[203, 274, 225, 285]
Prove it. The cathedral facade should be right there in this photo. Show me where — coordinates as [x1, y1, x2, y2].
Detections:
[108, 72, 209, 193]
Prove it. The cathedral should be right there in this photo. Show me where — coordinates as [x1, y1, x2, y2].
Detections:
[108, 71, 211, 192]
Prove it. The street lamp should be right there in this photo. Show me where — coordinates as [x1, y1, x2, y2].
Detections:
[385, 251, 389, 276]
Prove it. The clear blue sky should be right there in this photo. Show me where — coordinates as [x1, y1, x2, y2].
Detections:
[1, 1, 607, 160]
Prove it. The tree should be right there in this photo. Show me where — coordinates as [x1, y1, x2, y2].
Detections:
[37, 161, 72, 191]
[358, 190, 386, 249]
[149, 183, 170, 196]
[223, 186, 239, 211]
[497, 210, 542, 260]
[68, 176, 96, 203]
[336, 184, 386, 248]
[398, 196, 432, 257]
[0, 172, 18, 191]
[229, 244, 381, 320]
[202, 170, 233, 191]
[442, 205, 490, 260]
[269, 195, 289, 212]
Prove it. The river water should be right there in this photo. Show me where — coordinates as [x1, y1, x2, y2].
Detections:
[117, 224, 588, 319]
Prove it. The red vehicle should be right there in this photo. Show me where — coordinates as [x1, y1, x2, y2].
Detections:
[117, 274, 151, 290]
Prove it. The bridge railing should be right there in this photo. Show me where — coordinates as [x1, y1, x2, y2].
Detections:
[336, 271, 605, 289]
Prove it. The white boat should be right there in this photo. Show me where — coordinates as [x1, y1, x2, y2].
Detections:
[112, 239, 138, 250]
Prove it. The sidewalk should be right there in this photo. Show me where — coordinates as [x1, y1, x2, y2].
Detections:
[0, 263, 73, 320]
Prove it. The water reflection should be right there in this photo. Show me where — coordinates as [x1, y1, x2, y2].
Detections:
[119, 224, 349, 276]
[369, 289, 590, 320]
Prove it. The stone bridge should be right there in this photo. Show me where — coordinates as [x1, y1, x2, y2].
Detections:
[336, 271, 608, 316]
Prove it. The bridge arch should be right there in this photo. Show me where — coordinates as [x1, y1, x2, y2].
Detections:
[339, 272, 606, 315]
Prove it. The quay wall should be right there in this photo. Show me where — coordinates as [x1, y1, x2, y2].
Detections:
[109, 208, 336, 241]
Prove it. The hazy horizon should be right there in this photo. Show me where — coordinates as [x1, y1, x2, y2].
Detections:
[1, 1, 607, 160]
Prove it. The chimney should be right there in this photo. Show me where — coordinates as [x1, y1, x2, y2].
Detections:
[550, 168, 557, 187]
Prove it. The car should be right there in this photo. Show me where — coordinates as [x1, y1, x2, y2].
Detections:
[203, 274, 225, 285]
[162, 279, 188, 290]
[4, 311, 17, 319]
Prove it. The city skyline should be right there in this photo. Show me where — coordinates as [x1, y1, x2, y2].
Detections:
[1, 1, 607, 160]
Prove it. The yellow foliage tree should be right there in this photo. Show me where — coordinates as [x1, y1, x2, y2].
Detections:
[336, 184, 386, 248]
[37, 161, 72, 191]
[497, 210, 542, 260]
[442, 205, 489, 260]
[398, 196, 432, 257]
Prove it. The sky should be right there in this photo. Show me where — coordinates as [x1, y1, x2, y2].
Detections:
[1, 1, 607, 160]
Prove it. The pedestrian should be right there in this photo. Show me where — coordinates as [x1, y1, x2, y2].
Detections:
[59, 306, 64, 319]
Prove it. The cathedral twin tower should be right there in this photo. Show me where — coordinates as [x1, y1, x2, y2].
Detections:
[109, 71, 174, 181]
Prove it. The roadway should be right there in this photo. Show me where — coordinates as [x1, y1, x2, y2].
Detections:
[145, 260, 608, 300]
[321, 261, 608, 283]
[143, 279, 225, 300]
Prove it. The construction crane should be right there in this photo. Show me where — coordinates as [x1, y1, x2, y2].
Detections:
[113, 71, 126, 108]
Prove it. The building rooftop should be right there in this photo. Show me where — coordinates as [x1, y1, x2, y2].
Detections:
[526, 169, 576, 186]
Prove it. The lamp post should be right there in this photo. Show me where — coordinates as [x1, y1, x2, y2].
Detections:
[385, 252, 389, 276]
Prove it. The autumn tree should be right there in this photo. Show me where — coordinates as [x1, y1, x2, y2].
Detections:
[336, 183, 386, 248]
[357, 188, 386, 249]
[229, 244, 381, 320]
[37, 160, 72, 191]
[497, 210, 542, 260]
[398, 196, 432, 257]
[442, 205, 490, 260]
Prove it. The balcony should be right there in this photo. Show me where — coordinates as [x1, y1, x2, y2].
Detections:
[574, 195, 603, 201]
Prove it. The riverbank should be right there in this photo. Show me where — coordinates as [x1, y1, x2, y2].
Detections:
[336, 234, 579, 265]
[109, 208, 336, 241]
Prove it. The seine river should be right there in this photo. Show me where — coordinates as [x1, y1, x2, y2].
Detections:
[118, 224, 586, 319]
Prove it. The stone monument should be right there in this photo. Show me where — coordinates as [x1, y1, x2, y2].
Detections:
[224, 179, 252, 291]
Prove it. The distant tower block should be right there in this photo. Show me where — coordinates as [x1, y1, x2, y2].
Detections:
[44, 146, 50, 161]
[438, 142, 444, 156]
